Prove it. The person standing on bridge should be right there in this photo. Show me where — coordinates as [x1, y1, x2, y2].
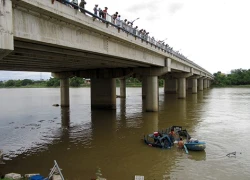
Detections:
[79, 0, 86, 14]
[71, 0, 78, 10]
[116, 15, 121, 27]
[93, 4, 98, 16]
[103, 7, 108, 20]
[98, 8, 103, 18]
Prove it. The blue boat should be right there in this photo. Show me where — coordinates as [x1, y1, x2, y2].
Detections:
[185, 140, 206, 151]
[169, 126, 206, 151]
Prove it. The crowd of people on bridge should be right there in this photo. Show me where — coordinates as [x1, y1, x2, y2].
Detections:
[53, 0, 189, 61]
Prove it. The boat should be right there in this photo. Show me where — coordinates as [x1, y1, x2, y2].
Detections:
[173, 126, 206, 151]
[184, 139, 206, 151]
[143, 132, 174, 149]
[144, 126, 206, 151]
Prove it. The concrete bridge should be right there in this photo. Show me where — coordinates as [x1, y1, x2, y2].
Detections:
[0, 0, 213, 112]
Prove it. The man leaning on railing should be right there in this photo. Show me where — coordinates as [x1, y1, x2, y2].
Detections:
[71, 0, 78, 10]
[79, 0, 86, 14]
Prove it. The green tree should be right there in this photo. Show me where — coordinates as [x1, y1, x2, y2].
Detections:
[5, 80, 15, 87]
[70, 77, 84, 87]
[15, 80, 22, 87]
[21, 79, 34, 86]
[213, 71, 227, 86]
[46, 78, 60, 87]
[0, 81, 4, 87]
[158, 79, 164, 87]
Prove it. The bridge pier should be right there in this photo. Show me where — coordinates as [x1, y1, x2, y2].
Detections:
[142, 77, 147, 99]
[204, 79, 208, 89]
[178, 77, 187, 99]
[208, 80, 211, 88]
[91, 78, 116, 110]
[171, 72, 193, 99]
[164, 78, 177, 94]
[145, 76, 158, 112]
[52, 72, 71, 107]
[60, 78, 70, 107]
[0, 0, 14, 59]
[192, 78, 198, 94]
[119, 78, 126, 98]
[189, 75, 200, 94]
[198, 78, 204, 91]
[186, 79, 189, 90]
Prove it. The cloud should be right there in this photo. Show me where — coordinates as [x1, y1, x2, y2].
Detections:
[125, 0, 162, 13]
[168, 2, 184, 15]
[0, 71, 51, 81]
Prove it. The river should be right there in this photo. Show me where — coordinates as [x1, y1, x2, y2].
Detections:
[0, 87, 250, 180]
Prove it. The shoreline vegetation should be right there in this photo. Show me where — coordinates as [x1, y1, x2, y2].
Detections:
[0, 77, 164, 88]
[1, 69, 250, 88]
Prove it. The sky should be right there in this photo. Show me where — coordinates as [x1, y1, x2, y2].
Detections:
[1, 0, 250, 80]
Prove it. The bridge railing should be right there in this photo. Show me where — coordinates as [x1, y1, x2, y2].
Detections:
[54, 0, 212, 77]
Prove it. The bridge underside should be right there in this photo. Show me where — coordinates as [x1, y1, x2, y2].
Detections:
[0, 39, 151, 73]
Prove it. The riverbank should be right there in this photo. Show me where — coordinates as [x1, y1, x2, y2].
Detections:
[212, 85, 250, 88]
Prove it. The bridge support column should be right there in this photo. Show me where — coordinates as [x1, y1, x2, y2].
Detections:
[142, 77, 147, 99]
[52, 72, 71, 107]
[178, 77, 186, 99]
[145, 76, 158, 112]
[188, 79, 193, 90]
[186, 79, 189, 90]
[208, 80, 211, 88]
[119, 78, 126, 98]
[198, 78, 204, 91]
[192, 78, 198, 94]
[204, 79, 208, 89]
[164, 78, 177, 94]
[171, 72, 193, 98]
[91, 78, 116, 110]
[0, 0, 14, 59]
[60, 78, 70, 107]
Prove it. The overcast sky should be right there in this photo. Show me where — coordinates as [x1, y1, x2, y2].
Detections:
[1, 0, 249, 80]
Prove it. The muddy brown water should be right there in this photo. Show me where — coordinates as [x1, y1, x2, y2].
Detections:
[0, 87, 250, 180]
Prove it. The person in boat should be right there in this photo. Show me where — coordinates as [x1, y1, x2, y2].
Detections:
[177, 137, 184, 149]
[188, 137, 198, 143]
[169, 128, 175, 143]
[153, 132, 162, 145]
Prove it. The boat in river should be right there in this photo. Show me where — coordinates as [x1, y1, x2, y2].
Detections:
[143, 126, 206, 151]
[143, 132, 174, 149]
[174, 126, 206, 151]
[184, 139, 206, 151]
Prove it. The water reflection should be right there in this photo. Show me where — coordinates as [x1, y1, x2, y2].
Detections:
[142, 112, 159, 133]
[188, 151, 206, 161]
[91, 109, 117, 140]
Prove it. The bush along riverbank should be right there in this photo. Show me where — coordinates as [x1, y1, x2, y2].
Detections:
[0, 77, 165, 88]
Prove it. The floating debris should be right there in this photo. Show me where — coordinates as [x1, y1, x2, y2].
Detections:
[135, 175, 144, 180]
[4, 173, 22, 179]
[226, 151, 238, 157]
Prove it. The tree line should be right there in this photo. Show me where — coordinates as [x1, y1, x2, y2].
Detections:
[0, 77, 165, 88]
[213, 69, 250, 86]
[0, 77, 86, 88]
